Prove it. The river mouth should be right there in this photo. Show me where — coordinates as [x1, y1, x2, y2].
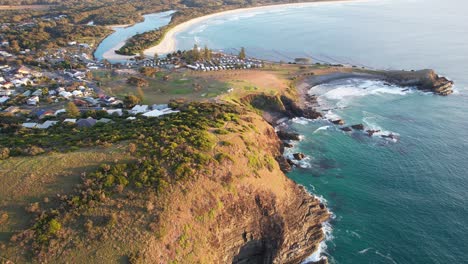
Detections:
[94, 10, 175, 63]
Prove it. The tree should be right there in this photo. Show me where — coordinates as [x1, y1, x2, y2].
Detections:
[66, 102, 80, 117]
[124, 94, 140, 108]
[153, 52, 159, 61]
[238, 47, 246, 60]
[192, 44, 200, 61]
[204, 45, 212, 60]
[136, 86, 145, 102]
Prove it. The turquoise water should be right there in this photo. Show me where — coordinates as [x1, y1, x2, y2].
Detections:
[172, 0, 468, 263]
[93, 10, 174, 61]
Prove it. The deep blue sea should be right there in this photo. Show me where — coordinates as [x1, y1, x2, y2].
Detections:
[96, 0, 468, 263]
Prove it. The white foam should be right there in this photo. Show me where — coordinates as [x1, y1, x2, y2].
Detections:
[302, 207, 335, 264]
[324, 110, 342, 121]
[316, 79, 413, 109]
[375, 250, 398, 264]
[358, 247, 372, 254]
[313, 125, 331, 133]
[292, 117, 310, 125]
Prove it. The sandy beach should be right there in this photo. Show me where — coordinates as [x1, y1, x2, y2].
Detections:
[143, 0, 357, 56]
[102, 40, 136, 61]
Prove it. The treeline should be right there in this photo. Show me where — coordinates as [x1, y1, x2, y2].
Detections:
[0, 21, 110, 51]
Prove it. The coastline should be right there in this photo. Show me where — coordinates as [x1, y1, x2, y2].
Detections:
[101, 40, 136, 61]
[143, 0, 360, 56]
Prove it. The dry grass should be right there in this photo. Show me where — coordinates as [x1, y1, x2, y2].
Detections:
[0, 144, 132, 244]
[0, 5, 55, 10]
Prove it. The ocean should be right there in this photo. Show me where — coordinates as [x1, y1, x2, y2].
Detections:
[95, 0, 468, 263]
[174, 0, 468, 263]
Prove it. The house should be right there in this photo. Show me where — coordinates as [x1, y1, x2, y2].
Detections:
[142, 108, 180, 118]
[83, 97, 99, 106]
[37, 120, 58, 129]
[59, 91, 73, 99]
[63, 119, 77, 123]
[72, 90, 83, 97]
[2, 82, 13, 89]
[27, 96, 39, 105]
[106, 109, 123, 116]
[0, 96, 9, 104]
[17, 66, 32, 75]
[22, 122, 38, 128]
[32, 89, 43, 96]
[22, 90, 32, 97]
[3, 106, 19, 114]
[67, 41, 77, 46]
[0, 88, 12, 96]
[130, 105, 149, 115]
[54, 109, 66, 116]
[76, 117, 97, 128]
[0, 76, 5, 83]
[97, 118, 112, 124]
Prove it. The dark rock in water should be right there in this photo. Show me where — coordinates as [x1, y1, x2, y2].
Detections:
[303, 108, 323, 119]
[351, 124, 365, 130]
[287, 159, 295, 166]
[277, 130, 300, 141]
[332, 119, 345, 125]
[381, 133, 397, 140]
[293, 153, 306, 160]
[366, 129, 381, 136]
[283, 141, 293, 148]
[277, 156, 292, 173]
[402, 88, 410, 92]
[340, 127, 352, 132]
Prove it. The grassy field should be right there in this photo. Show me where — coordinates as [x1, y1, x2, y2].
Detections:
[0, 5, 55, 10]
[0, 144, 132, 243]
[93, 69, 230, 104]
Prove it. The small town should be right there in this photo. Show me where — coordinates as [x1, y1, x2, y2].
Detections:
[0, 35, 264, 130]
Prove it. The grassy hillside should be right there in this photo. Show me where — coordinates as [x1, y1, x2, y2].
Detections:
[0, 100, 328, 263]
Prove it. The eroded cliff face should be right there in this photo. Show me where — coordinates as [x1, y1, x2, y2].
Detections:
[142, 110, 329, 263]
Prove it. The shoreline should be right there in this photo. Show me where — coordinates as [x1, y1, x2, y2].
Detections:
[143, 0, 361, 56]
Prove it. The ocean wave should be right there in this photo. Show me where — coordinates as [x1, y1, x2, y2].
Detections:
[358, 247, 372, 254]
[314, 125, 331, 133]
[291, 117, 311, 125]
[375, 250, 398, 264]
[317, 79, 413, 108]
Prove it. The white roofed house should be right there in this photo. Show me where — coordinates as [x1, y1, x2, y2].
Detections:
[130, 105, 149, 115]
[72, 90, 83, 97]
[32, 89, 43, 96]
[0, 88, 12, 96]
[37, 121, 58, 129]
[2, 82, 13, 89]
[27, 96, 40, 105]
[0, 96, 9, 104]
[59, 91, 73, 99]
[0, 76, 5, 83]
[17, 66, 31, 75]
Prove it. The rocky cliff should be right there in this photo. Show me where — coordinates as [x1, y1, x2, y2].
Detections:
[139, 109, 330, 263]
[383, 69, 454, 95]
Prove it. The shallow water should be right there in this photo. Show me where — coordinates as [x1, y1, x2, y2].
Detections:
[93, 10, 174, 62]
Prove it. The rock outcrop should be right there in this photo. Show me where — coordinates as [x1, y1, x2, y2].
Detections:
[383, 69, 454, 95]
[141, 110, 329, 264]
[293, 153, 306, 160]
